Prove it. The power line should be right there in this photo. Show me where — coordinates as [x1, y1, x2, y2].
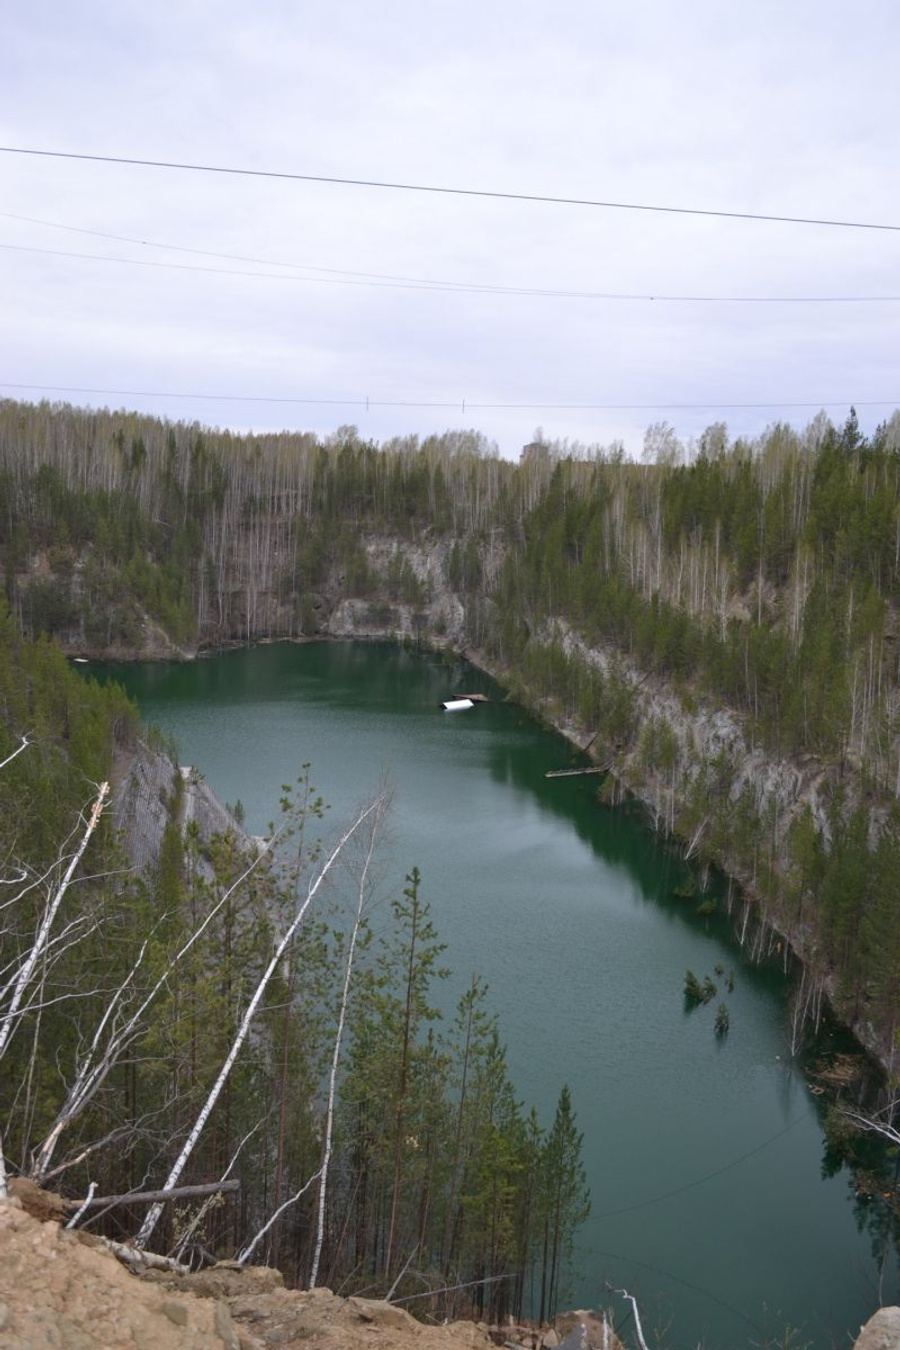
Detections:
[593, 1111, 811, 1221]
[0, 381, 890, 414]
[0, 242, 477, 295]
[595, 1247, 762, 1335]
[3, 211, 898, 304]
[3, 144, 900, 234]
[0, 211, 470, 287]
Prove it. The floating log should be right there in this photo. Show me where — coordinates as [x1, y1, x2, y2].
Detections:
[545, 766, 606, 779]
[452, 692, 491, 703]
[545, 757, 614, 779]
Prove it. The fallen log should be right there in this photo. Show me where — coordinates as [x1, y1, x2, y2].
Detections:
[63, 1179, 240, 1210]
[97, 1237, 192, 1275]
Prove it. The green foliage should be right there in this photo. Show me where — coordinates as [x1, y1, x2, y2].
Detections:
[684, 970, 717, 1006]
[1, 630, 591, 1301]
[8, 396, 900, 1248]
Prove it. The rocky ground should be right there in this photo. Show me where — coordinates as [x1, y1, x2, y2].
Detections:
[1, 1185, 896, 1350]
[0, 1188, 619, 1350]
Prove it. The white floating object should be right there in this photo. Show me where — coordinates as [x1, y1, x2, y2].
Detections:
[73, 657, 89, 663]
[442, 698, 474, 711]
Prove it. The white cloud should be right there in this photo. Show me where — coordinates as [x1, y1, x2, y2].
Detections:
[2, 0, 899, 456]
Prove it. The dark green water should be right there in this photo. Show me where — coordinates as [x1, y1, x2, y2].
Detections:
[98, 642, 898, 1349]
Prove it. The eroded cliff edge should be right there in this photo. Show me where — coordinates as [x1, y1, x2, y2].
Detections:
[46, 527, 900, 1080]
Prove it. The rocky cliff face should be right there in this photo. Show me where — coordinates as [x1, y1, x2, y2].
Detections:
[111, 739, 252, 879]
[473, 616, 896, 1077]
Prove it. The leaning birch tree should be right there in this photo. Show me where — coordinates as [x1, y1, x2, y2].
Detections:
[135, 788, 389, 1250]
[308, 789, 387, 1287]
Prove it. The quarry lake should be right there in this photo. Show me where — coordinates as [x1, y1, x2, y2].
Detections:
[99, 641, 899, 1350]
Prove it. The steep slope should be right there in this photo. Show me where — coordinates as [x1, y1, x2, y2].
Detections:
[0, 1191, 615, 1350]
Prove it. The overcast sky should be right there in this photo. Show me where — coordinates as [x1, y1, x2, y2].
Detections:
[3, 0, 900, 458]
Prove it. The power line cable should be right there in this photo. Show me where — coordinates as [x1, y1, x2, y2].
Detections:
[0, 241, 478, 294]
[3, 145, 900, 234]
[593, 1111, 812, 1221]
[0, 382, 892, 414]
[2, 211, 897, 304]
[10, 238, 899, 304]
[595, 1247, 762, 1334]
[3, 209, 533, 289]
[0, 211, 472, 287]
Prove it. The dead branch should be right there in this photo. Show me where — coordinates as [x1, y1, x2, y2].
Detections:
[30, 823, 281, 1183]
[684, 816, 709, 861]
[171, 1116, 267, 1262]
[390, 1272, 516, 1304]
[236, 1169, 321, 1267]
[0, 735, 30, 774]
[386, 1243, 420, 1302]
[41, 1111, 174, 1184]
[842, 1106, 900, 1146]
[65, 1182, 96, 1229]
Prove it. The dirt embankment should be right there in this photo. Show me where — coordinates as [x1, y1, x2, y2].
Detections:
[3, 1188, 896, 1350]
[0, 1189, 617, 1350]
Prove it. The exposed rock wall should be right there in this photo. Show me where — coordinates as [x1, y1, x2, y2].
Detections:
[112, 740, 250, 879]
[470, 618, 898, 1077]
[546, 617, 835, 843]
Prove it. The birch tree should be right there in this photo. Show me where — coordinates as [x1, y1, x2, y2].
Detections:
[135, 788, 389, 1250]
[309, 789, 387, 1287]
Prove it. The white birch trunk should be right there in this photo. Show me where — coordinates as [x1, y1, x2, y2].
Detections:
[309, 796, 384, 1286]
[0, 783, 108, 1063]
[135, 791, 386, 1250]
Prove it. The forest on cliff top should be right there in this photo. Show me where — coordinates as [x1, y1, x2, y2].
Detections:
[2, 397, 900, 1313]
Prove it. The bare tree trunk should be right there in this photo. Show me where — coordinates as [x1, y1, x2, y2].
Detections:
[136, 791, 387, 1251]
[611, 1286, 650, 1350]
[0, 783, 109, 1063]
[0, 735, 30, 774]
[29, 830, 279, 1183]
[309, 796, 384, 1287]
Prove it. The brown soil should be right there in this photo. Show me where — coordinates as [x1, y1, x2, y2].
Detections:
[0, 1193, 618, 1350]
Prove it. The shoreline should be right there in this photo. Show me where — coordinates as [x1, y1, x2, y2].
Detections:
[71, 627, 896, 1090]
